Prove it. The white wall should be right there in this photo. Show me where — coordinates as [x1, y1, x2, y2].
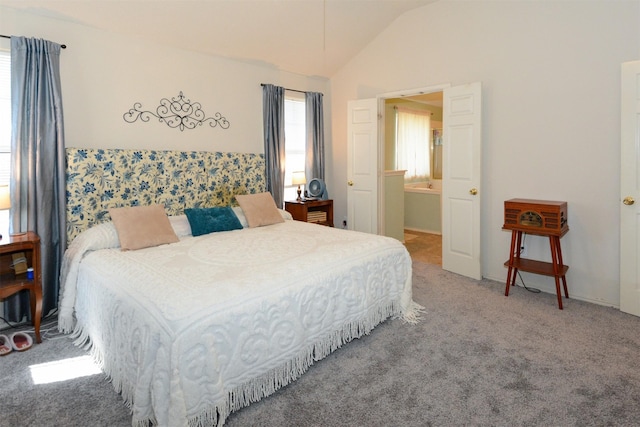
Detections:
[330, 0, 640, 306]
[0, 6, 330, 155]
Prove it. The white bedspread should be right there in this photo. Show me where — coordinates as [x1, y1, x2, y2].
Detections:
[58, 217, 420, 427]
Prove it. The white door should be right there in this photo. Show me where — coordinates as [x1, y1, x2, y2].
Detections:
[347, 99, 379, 234]
[620, 60, 640, 316]
[442, 82, 482, 280]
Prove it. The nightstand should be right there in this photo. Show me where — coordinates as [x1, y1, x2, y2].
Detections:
[0, 231, 42, 343]
[285, 199, 334, 227]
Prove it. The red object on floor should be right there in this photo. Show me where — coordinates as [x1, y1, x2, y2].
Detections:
[10, 332, 33, 352]
[0, 334, 11, 355]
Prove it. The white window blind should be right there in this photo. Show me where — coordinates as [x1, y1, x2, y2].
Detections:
[283, 93, 306, 201]
[0, 50, 10, 185]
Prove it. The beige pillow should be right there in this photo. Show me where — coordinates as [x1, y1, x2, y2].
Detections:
[235, 192, 285, 228]
[108, 204, 179, 250]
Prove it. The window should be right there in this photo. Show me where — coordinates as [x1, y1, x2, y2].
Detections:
[395, 107, 431, 182]
[283, 92, 306, 201]
[0, 47, 10, 234]
[0, 49, 10, 186]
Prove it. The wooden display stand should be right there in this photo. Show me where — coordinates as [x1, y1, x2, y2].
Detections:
[503, 199, 569, 309]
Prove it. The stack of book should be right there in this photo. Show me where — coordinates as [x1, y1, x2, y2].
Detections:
[307, 211, 327, 224]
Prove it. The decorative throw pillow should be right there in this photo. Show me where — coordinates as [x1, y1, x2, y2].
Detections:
[184, 206, 243, 236]
[108, 204, 179, 250]
[232, 206, 293, 228]
[235, 192, 285, 228]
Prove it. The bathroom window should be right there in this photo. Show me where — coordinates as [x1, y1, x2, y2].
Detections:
[395, 106, 431, 181]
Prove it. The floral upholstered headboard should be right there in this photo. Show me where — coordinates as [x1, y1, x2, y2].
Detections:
[65, 148, 266, 243]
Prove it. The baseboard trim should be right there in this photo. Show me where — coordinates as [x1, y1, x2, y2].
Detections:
[404, 227, 442, 236]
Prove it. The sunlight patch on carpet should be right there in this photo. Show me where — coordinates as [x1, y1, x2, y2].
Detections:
[30, 355, 102, 385]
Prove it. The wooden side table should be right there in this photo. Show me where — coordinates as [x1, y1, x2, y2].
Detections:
[504, 228, 569, 310]
[285, 199, 334, 227]
[0, 231, 42, 343]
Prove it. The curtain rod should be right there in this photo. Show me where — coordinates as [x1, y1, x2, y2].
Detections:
[0, 34, 67, 49]
[393, 105, 433, 114]
[260, 83, 323, 96]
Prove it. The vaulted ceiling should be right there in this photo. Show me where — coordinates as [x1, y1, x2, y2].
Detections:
[0, 0, 437, 78]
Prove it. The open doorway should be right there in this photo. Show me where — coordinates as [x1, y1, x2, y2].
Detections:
[348, 82, 481, 278]
[382, 90, 444, 265]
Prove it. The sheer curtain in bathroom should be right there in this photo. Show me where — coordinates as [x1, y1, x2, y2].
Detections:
[395, 106, 431, 181]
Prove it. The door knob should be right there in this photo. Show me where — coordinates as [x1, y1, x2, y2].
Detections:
[623, 196, 635, 205]
[348, 180, 354, 186]
[469, 188, 478, 195]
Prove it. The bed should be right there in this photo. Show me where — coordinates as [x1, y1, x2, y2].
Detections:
[58, 148, 421, 427]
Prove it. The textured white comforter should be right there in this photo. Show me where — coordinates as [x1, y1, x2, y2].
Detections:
[58, 216, 419, 427]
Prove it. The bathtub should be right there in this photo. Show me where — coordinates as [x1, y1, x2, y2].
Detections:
[404, 180, 442, 195]
[404, 181, 441, 234]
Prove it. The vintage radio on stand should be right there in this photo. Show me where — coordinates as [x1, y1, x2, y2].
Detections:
[502, 198, 569, 309]
[503, 198, 568, 236]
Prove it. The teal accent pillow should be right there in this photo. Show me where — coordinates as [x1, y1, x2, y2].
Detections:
[184, 207, 243, 236]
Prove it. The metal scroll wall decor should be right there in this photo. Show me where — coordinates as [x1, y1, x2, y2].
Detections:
[123, 91, 230, 131]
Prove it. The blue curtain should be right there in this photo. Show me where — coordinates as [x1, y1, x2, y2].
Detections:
[262, 84, 285, 207]
[7, 37, 66, 322]
[305, 91, 325, 182]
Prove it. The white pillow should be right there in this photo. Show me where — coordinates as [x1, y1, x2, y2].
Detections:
[169, 214, 193, 237]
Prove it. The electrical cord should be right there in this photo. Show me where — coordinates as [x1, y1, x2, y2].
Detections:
[0, 315, 19, 329]
[515, 270, 541, 293]
[510, 234, 541, 293]
[0, 310, 65, 341]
